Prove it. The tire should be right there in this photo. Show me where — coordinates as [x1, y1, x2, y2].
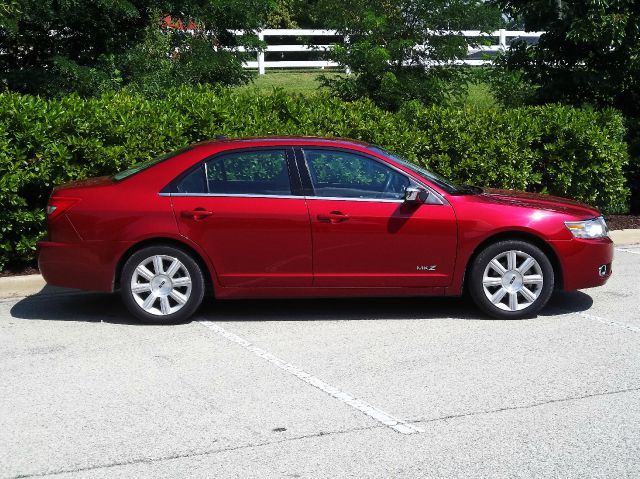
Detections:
[468, 240, 554, 319]
[121, 245, 205, 324]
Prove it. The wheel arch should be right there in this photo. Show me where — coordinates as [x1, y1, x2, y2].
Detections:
[113, 237, 215, 293]
[463, 231, 564, 292]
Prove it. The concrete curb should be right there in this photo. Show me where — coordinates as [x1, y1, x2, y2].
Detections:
[0, 274, 47, 300]
[2, 229, 640, 300]
[609, 229, 640, 247]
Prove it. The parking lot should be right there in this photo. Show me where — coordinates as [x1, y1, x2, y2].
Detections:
[1, 245, 639, 479]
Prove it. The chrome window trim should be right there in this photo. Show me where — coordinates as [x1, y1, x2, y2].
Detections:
[159, 192, 442, 204]
[304, 187, 445, 205]
[159, 192, 302, 200]
[203, 161, 210, 193]
[305, 196, 404, 203]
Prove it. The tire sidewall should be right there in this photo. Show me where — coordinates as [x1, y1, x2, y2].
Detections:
[469, 240, 554, 319]
[121, 245, 205, 324]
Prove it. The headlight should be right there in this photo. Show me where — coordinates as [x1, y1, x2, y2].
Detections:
[564, 216, 609, 239]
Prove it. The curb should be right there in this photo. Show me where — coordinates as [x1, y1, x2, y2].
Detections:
[609, 229, 640, 247]
[0, 274, 47, 300]
[2, 229, 639, 300]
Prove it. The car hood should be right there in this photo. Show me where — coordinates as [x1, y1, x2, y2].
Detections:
[479, 188, 600, 218]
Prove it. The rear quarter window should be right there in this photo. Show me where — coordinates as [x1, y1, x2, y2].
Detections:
[113, 146, 191, 182]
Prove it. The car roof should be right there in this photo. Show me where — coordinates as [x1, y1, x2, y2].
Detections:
[191, 136, 371, 149]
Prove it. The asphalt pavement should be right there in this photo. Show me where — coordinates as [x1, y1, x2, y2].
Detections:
[1, 245, 639, 478]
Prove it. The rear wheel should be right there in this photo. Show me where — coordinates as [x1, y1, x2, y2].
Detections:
[468, 240, 554, 319]
[121, 245, 205, 324]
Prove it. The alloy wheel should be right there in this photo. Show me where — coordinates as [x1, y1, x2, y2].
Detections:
[481, 250, 544, 312]
[130, 254, 193, 316]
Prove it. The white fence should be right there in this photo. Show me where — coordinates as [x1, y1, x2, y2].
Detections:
[241, 29, 544, 74]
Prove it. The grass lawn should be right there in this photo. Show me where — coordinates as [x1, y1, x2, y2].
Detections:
[462, 82, 497, 109]
[239, 70, 340, 95]
[238, 70, 498, 109]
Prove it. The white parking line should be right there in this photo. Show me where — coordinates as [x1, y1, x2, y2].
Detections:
[616, 247, 640, 255]
[198, 320, 423, 435]
[577, 311, 640, 334]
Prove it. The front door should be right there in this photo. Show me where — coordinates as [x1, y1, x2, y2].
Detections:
[171, 148, 312, 288]
[301, 148, 457, 287]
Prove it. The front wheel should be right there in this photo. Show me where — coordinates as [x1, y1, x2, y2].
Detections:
[468, 240, 554, 319]
[121, 245, 205, 324]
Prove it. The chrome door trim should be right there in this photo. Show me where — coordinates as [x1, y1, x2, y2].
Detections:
[160, 192, 445, 204]
[305, 196, 404, 203]
[159, 192, 303, 200]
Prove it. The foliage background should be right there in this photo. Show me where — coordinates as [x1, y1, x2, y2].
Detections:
[494, 0, 640, 116]
[315, 0, 502, 110]
[492, 0, 640, 213]
[0, 88, 629, 269]
[0, 0, 272, 97]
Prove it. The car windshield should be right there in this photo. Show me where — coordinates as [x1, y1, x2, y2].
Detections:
[368, 146, 479, 195]
[112, 146, 192, 182]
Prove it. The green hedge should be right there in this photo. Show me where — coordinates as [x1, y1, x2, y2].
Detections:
[0, 87, 630, 269]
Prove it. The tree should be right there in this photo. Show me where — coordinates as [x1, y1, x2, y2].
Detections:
[0, 1, 19, 34]
[494, 0, 640, 116]
[0, 0, 274, 97]
[314, 0, 502, 110]
[493, 0, 640, 213]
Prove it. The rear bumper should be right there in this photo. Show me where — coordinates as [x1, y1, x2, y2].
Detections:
[549, 237, 614, 290]
[38, 240, 126, 292]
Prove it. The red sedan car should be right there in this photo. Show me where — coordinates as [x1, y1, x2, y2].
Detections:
[38, 137, 613, 323]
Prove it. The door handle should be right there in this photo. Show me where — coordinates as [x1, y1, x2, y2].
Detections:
[317, 211, 349, 224]
[181, 208, 213, 220]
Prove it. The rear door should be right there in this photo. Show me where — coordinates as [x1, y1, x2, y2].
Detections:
[299, 147, 457, 287]
[169, 147, 313, 287]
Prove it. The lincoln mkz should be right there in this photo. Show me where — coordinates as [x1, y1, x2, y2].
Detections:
[38, 137, 613, 323]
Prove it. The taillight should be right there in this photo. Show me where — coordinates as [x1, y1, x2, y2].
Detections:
[46, 197, 80, 221]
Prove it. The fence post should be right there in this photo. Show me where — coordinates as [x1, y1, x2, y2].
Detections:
[344, 35, 351, 75]
[258, 31, 265, 75]
[498, 28, 506, 51]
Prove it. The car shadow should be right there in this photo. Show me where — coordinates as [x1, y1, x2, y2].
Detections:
[8, 286, 139, 325]
[9, 285, 594, 324]
[539, 290, 594, 316]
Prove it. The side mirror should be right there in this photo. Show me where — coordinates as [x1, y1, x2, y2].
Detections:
[404, 186, 428, 204]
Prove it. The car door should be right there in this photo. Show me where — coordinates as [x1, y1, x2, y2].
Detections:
[299, 147, 457, 288]
[169, 147, 313, 288]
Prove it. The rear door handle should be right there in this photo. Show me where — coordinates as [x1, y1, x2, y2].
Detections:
[317, 211, 349, 224]
[181, 208, 213, 220]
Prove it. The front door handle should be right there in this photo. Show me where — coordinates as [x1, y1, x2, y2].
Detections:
[317, 211, 349, 224]
[181, 208, 213, 220]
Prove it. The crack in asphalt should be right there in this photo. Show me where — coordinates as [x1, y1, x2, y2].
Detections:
[408, 384, 640, 426]
[10, 385, 640, 479]
[9, 424, 381, 479]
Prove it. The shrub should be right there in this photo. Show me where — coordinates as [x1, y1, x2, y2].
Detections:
[626, 117, 640, 214]
[484, 65, 539, 108]
[0, 87, 630, 269]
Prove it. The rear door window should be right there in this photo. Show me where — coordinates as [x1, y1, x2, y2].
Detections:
[175, 149, 292, 196]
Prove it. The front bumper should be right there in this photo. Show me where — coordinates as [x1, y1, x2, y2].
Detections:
[549, 236, 614, 290]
